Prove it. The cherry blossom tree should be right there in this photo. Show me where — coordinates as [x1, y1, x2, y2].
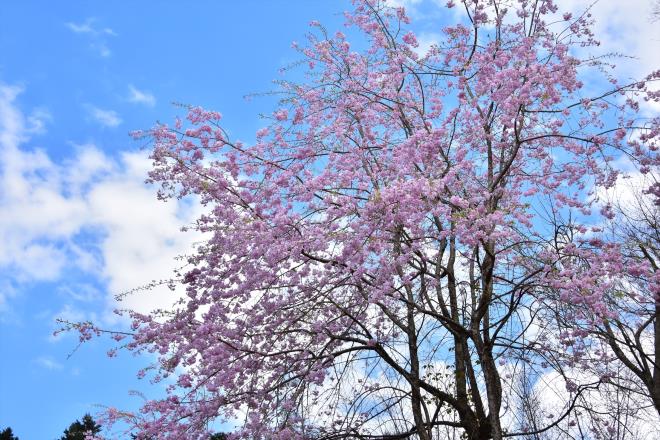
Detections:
[605, 174, 660, 416]
[64, 0, 660, 438]
[546, 170, 660, 426]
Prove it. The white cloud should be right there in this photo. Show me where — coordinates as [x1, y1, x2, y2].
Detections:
[0, 281, 18, 316]
[0, 84, 25, 147]
[88, 105, 122, 127]
[600, 169, 654, 208]
[385, 0, 423, 8]
[127, 84, 156, 107]
[88, 151, 204, 316]
[556, 0, 660, 81]
[66, 18, 116, 37]
[35, 356, 64, 370]
[26, 108, 51, 134]
[415, 32, 442, 57]
[0, 84, 82, 282]
[18, 244, 68, 281]
[529, 368, 660, 437]
[66, 21, 95, 34]
[47, 303, 100, 343]
[95, 43, 111, 58]
[555, 0, 660, 118]
[66, 18, 116, 57]
[0, 83, 202, 321]
[57, 283, 103, 303]
[384, 0, 448, 20]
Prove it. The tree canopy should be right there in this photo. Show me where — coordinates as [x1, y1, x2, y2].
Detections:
[60, 414, 102, 440]
[62, 0, 660, 438]
[0, 427, 19, 440]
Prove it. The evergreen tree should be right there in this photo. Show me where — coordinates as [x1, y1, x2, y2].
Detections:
[60, 414, 101, 440]
[0, 427, 19, 440]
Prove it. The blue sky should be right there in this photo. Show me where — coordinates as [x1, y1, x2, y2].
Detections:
[0, 2, 350, 438]
[0, 1, 657, 439]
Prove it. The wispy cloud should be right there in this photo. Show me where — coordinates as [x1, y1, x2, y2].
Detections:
[47, 303, 99, 343]
[0, 281, 18, 317]
[26, 108, 52, 135]
[127, 85, 156, 107]
[65, 18, 116, 36]
[95, 43, 111, 58]
[35, 356, 63, 370]
[66, 21, 94, 34]
[385, 0, 423, 9]
[87, 105, 122, 128]
[58, 283, 103, 303]
[65, 18, 116, 57]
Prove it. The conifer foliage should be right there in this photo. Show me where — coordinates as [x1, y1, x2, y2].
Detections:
[59, 414, 102, 440]
[0, 427, 19, 440]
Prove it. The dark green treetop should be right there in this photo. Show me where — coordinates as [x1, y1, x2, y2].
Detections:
[0, 427, 19, 440]
[59, 414, 101, 440]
